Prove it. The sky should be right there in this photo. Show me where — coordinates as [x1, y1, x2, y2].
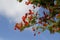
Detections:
[0, 0, 60, 40]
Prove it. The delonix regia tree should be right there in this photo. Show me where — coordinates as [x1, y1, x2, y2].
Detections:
[14, 0, 60, 36]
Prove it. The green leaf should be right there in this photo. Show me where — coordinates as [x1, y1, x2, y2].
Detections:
[56, 20, 60, 27]
[48, 26, 55, 33]
[30, 18, 36, 24]
[17, 0, 22, 2]
[36, 26, 46, 32]
[57, 30, 60, 33]
[20, 27, 25, 32]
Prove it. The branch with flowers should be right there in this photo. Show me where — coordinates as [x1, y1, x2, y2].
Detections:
[14, 0, 60, 36]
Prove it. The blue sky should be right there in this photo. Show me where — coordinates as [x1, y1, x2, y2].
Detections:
[0, 11, 60, 40]
[0, 0, 60, 40]
[0, 10, 60, 40]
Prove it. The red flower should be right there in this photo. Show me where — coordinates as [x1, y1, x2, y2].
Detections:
[22, 13, 28, 19]
[29, 9, 34, 15]
[25, 1, 31, 5]
[25, 13, 28, 18]
[22, 16, 26, 22]
[28, 15, 33, 20]
[38, 32, 40, 35]
[24, 21, 29, 26]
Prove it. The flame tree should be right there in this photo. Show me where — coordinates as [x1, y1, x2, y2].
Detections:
[14, 0, 60, 36]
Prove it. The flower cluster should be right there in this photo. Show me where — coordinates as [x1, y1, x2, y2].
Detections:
[14, 9, 35, 31]
[14, 0, 60, 36]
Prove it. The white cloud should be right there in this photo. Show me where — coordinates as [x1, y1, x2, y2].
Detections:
[0, 0, 33, 23]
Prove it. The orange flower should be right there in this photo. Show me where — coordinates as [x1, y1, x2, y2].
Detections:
[56, 28, 60, 31]
[15, 23, 23, 30]
[56, 14, 60, 18]
[15, 23, 20, 30]
[43, 23, 48, 26]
